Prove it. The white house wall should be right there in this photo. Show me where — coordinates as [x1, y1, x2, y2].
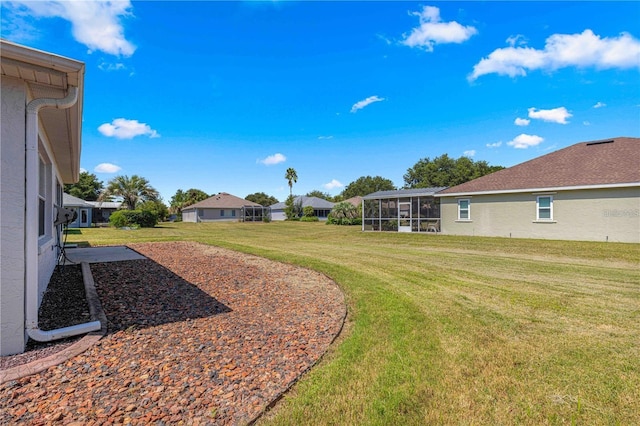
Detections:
[198, 208, 239, 221]
[440, 187, 639, 243]
[36, 126, 63, 309]
[182, 210, 196, 223]
[0, 76, 27, 355]
[271, 210, 286, 221]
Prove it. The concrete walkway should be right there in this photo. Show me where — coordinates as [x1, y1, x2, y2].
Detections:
[64, 246, 147, 264]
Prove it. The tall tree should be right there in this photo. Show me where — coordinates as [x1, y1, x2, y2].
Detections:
[245, 192, 279, 207]
[306, 190, 332, 201]
[340, 176, 395, 199]
[64, 171, 103, 201]
[285, 167, 298, 197]
[169, 188, 210, 214]
[100, 175, 159, 210]
[403, 154, 504, 188]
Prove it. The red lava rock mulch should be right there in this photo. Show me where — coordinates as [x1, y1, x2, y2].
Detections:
[0, 241, 346, 425]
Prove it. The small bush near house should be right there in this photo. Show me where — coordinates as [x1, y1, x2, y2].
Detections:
[109, 210, 158, 228]
[303, 206, 315, 217]
[327, 201, 361, 225]
[300, 216, 319, 222]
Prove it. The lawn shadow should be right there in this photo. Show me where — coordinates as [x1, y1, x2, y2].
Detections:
[90, 259, 231, 334]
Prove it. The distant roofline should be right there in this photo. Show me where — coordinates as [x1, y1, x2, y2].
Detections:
[362, 187, 447, 200]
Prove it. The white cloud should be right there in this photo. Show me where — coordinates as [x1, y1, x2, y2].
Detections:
[401, 5, 477, 51]
[583, 121, 591, 126]
[98, 61, 127, 72]
[9, 0, 136, 57]
[486, 141, 502, 148]
[514, 117, 530, 126]
[351, 95, 385, 113]
[80, 167, 87, 173]
[528, 107, 572, 124]
[469, 29, 640, 81]
[507, 134, 544, 149]
[98, 118, 160, 139]
[593, 102, 607, 108]
[506, 34, 527, 47]
[463, 150, 476, 157]
[318, 135, 334, 140]
[258, 153, 286, 166]
[323, 179, 344, 190]
[94, 163, 121, 173]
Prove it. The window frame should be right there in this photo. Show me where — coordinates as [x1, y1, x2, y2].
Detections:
[457, 198, 471, 221]
[38, 156, 48, 238]
[536, 195, 553, 221]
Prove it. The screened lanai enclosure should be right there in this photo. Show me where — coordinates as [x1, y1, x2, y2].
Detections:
[362, 188, 446, 232]
[240, 205, 270, 222]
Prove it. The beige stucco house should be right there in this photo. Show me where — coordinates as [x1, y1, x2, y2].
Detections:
[1, 40, 100, 356]
[182, 192, 265, 222]
[437, 137, 639, 243]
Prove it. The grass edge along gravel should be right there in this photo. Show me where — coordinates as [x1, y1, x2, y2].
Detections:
[67, 222, 640, 425]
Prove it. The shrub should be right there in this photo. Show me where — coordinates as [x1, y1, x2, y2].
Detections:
[327, 201, 361, 225]
[303, 206, 315, 217]
[109, 210, 158, 228]
[109, 210, 129, 228]
[300, 216, 319, 222]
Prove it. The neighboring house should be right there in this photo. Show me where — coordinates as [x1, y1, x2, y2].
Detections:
[62, 193, 93, 228]
[86, 200, 122, 224]
[270, 196, 335, 221]
[361, 188, 446, 232]
[343, 196, 362, 208]
[1, 40, 100, 356]
[436, 137, 640, 243]
[182, 192, 265, 222]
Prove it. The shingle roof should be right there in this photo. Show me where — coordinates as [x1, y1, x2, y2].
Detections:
[439, 137, 640, 195]
[343, 196, 362, 207]
[270, 196, 335, 209]
[63, 193, 93, 207]
[183, 193, 262, 210]
[362, 187, 447, 199]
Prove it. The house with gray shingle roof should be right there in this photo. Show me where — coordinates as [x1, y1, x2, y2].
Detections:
[182, 192, 264, 222]
[270, 196, 335, 221]
[436, 137, 639, 243]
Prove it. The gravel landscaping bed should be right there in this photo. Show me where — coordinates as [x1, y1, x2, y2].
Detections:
[0, 242, 346, 425]
[0, 264, 87, 371]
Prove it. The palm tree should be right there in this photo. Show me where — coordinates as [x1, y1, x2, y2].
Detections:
[285, 167, 298, 197]
[100, 175, 159, 210]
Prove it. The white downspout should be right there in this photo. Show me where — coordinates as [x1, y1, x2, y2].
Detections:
[25, 86, 101, 342]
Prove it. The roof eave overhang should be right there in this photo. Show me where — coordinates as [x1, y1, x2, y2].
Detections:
[436, 182, 640, 197]
[1, 40, 85, 183]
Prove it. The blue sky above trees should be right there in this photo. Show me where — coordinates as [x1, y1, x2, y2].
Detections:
[2, 1, 638, 202]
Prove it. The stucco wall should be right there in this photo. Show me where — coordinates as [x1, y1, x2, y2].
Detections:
[440, 187, 640, 243]
[199, 208, 239, 221]
[271, 210, 286, 221]
[1, 77, 27, 355]
[182, 210, 196, 223]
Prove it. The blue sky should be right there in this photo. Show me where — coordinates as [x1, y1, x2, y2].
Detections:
[2, 1, 639, 202]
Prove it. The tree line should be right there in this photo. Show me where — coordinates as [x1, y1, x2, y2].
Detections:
[65, 153, 503, 218]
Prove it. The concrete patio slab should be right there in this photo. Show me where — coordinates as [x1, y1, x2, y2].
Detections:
[64, 246, 147, 264]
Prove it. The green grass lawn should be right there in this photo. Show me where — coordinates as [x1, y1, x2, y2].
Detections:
[67, 222, 640, 425]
